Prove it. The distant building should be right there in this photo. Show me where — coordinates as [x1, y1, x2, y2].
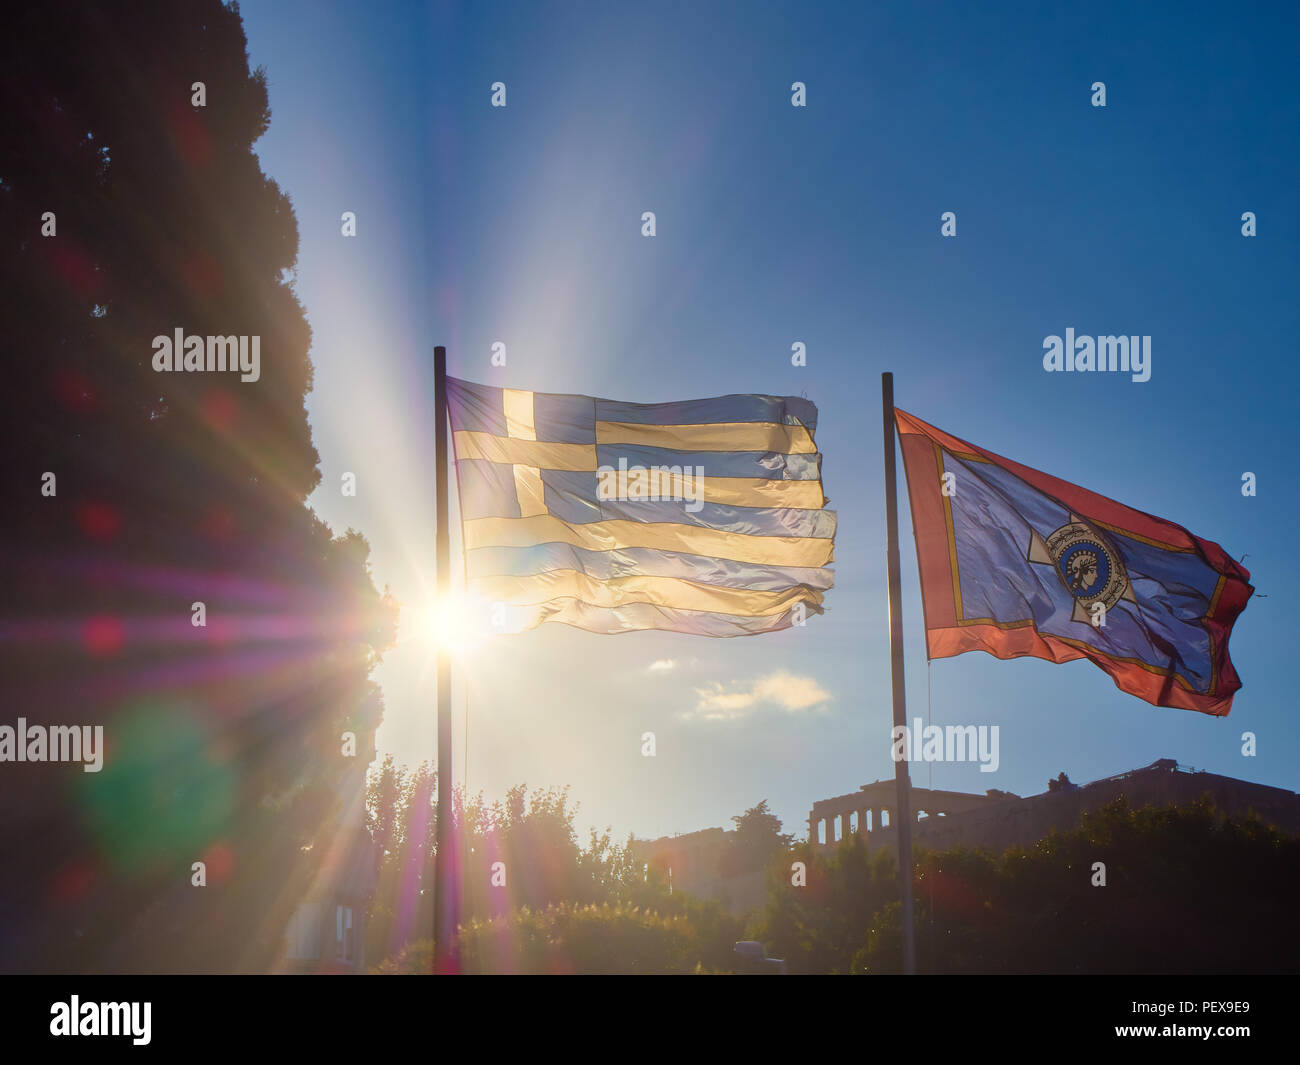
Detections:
[631, 827, 766, 917]
[281, 825, 375, 974]
[634, 827, 728, 897]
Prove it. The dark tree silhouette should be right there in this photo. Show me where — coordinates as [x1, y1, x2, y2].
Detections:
[722, 799, 794, 877]
[755, 797, 1300, 974]
[0, 0, 395, 972]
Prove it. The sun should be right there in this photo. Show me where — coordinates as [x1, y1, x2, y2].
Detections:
[399, 592, 496, 657]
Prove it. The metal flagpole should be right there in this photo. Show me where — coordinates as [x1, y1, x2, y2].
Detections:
[881, 371, 917, 975]
[432, 345, 456, 973]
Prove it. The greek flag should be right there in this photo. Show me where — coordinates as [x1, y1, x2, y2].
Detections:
[446, 378, 835, 636]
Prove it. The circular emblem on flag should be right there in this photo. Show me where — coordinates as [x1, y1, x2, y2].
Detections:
[1028, 516, 1135, 623]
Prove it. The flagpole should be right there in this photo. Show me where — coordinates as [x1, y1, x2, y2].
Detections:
[881, 371, 917, 975]
[433, 344, 456, 973]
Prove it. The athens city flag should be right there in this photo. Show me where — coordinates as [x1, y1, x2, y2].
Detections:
[445, 378, 835, 636]
[895, 409, 1252, 716]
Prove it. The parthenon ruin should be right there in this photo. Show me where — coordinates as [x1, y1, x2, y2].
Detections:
[808, 779, 1006, 846]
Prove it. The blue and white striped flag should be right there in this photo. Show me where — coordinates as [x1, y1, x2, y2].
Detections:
[446, 378, 835, 635]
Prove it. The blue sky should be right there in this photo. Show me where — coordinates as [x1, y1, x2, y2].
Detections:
[239, 0, 1300, 843]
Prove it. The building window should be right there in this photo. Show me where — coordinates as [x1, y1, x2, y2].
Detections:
[336, 905, 354, 963]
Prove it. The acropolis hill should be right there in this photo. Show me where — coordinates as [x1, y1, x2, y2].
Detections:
[633, 759, 1300, 916]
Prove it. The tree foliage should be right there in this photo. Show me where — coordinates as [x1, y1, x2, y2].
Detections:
[363, 783, 1300, 974]
[0, 0, 394, 972]
[365, 762, 746, 972]
[364, 759, 647, 960]
[375, 903, 703, 976]
[752, 795, 1300, 974]
[756, 834, 899, 974]
[722, 799, 794, 878]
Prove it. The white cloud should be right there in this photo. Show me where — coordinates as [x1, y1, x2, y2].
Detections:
[647, 659, 676, 673]
[751, 671, 833, 710]
[689, 670, 831, 721]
